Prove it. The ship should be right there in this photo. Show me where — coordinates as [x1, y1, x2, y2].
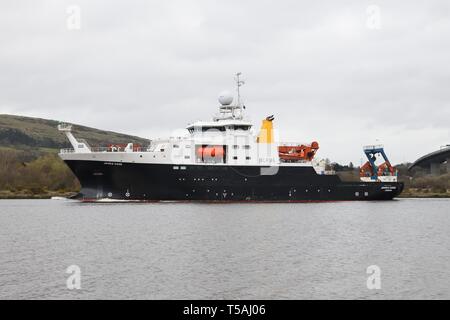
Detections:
[58, 73, 404, 202]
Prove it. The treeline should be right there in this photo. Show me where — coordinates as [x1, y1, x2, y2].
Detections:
[0, 149, 79, 196]
[0, 127, 69, 149]
[398, 163, 450, 194]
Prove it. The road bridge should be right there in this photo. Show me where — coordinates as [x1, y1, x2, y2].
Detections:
[408, 145, 450, 174]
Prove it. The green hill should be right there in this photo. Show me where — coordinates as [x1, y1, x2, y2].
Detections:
[0, 114, 149, 151]
[0, 114, 150, 198]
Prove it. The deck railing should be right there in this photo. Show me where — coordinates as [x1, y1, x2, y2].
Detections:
[363, 144, 384, 151]
[59, 147, 148, 153]
[60, 148, 75, 154]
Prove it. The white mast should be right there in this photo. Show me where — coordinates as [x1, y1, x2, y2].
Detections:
[215, 73, 247, 121]
[235, 72, 245, 107]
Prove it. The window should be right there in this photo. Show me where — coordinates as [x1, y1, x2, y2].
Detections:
[184, 155, 190, 159]
[232, 145, 239, 149]
[185, 145, 191, 148]
[246, 156, 251, 160]
[195, 126, 226, 132]
[229, 125, 251, 131]
[173, 144, 180, 148]
[233, 156, 238, 160]
[243, 145, 251, 149]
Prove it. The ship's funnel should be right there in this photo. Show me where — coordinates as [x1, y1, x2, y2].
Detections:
[257, 116, 275, 143]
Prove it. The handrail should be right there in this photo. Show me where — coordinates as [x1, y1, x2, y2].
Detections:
[363, 144, 384, 150]
[60, 148, 75, 153]
[59, 147, 149, 153]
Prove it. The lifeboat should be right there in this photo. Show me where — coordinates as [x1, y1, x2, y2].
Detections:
[359, 161, 374, 178]
[278, 141, 319, 162]
[377, 162, 395, 176]
[196, 145, 225, 159]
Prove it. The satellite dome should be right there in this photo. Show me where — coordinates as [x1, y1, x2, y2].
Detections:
[218, 91, 233, 105]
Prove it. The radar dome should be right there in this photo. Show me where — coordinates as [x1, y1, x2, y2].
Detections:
[218, 91, 233, 105]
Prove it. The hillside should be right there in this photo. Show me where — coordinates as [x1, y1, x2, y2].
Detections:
[0, 114, 150, 198]
[0, 114, 149, 151]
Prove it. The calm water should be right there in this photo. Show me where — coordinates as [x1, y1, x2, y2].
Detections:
[0, 198, 449, 299]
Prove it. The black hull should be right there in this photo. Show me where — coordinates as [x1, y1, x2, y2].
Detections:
[64, 160, 404, 202]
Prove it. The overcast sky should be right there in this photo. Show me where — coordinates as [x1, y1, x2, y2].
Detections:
[1, 0, 449, 164]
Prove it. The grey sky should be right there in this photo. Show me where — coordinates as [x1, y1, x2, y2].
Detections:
[1, 0, 449, 164]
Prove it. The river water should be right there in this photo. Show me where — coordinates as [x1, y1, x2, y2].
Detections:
[0, 198, 449, 299]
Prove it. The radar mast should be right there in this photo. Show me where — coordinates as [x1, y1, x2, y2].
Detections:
[235, 72, 245, 107]
[214, 73, 246, 121]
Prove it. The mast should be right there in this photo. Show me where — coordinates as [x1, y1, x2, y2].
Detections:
[235, 72, 245, 107]
[214, 73, 246, 121]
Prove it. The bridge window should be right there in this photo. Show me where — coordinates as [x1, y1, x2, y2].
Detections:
[228, 125, 251, 131]
[194, 126, 226, 132]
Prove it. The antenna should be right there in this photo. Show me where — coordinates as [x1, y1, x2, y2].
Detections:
[235, 72, 245, 106]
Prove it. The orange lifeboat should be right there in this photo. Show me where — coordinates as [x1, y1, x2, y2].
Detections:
[196, 146, 225, 159]
[377, 162, 395, 176]
[278, 141, 319, 161]
[360, 161, 374, 178]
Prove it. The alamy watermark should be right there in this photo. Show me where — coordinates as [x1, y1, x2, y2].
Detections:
[66, 265, 81, 290]
[366, 265, 381, 290]
[66, 5, 81, 30]
[366, 5, 381, 30]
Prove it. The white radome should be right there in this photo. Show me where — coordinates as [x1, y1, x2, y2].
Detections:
[218, 91, 233, 105]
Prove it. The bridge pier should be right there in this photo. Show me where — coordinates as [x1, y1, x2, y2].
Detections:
[430, 162, 440, 175]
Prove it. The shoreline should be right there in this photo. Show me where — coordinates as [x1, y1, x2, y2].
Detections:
[0, 191, 77, 200]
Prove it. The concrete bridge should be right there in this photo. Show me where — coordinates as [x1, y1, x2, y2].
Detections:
[408, 145, 450, 174]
